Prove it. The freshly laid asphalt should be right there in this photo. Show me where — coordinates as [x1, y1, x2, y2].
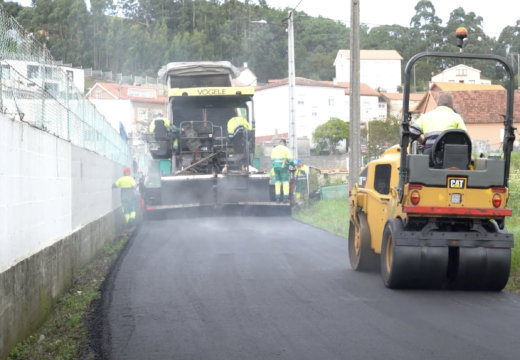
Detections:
[98, 217, 520, 360]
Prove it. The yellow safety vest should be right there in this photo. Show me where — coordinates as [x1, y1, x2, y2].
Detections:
[149, 117, 171, 132]
[411, 106, 467, 149]
[296, 165, 309, 177]
[271, 144, 294, 169]
[115, 175, 136, 188]
[227, 116, 251, 134]
[115, 175, 136, 199]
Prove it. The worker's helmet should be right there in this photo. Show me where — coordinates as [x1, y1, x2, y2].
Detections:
[297, 159, 301, 165]
[124, 167, 131, 175]
[153, 111, 163, 117]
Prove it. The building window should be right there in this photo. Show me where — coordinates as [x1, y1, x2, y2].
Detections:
[379, 115, 386, 118]
[312, 112, 317, 117]
[456, 69, 467, 76]
[129, 89, 156, 98]
[298, 100, 304, 105]
[469, 80, 475, 84]
[328, 98, 335, 106]
[378, 103, 386, 109]
[449, 80, 455, 83]
[27, 65, 40, 79]
[66, 70, 74, 83]
[96, 92, 102, 99]
[2, 65, 10, 80]
[138, 108, 148, 120]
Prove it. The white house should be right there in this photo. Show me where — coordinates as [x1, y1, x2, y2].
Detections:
[325, 81, 386, 122]
[1, 60, 85, 95]
[430, 64, 491, 86]
[60, 65, 85, 92]
[333, 50, 403, 92]
[86, 83, 168, 134]
[235, 62, 257, 87]
[254, 77, 348, 146]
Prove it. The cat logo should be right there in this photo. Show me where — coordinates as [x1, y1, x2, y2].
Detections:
[449, 179, 465, 189]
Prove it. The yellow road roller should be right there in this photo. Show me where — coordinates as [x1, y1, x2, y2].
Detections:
[348, 30, 516, 291]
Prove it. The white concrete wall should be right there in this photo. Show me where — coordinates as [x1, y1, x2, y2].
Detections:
[254, 85, 348, 141]
[335, 58, 402, 92]
[90, 99, 134, 132]
[0, 114, 122, 273]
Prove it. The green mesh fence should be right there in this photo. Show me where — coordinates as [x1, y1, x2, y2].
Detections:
[0, 6, 130, 166]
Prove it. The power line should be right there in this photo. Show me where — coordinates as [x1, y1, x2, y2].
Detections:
[292, 0, 304, 11]
[298, 14, 518, 36]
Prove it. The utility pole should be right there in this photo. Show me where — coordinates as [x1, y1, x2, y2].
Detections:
[349, 0, 361, 187]
[288, 10, 298, 158]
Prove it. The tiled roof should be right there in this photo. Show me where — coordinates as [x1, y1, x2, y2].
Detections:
[418, 90, 520, 124]
[255, 133, 289, 144]
[323, 81, 380, 96]
[380, 92, 425, 101]
[255, 77, 345, 91]
[338, 50, 403, 60]
[90, 82, 168, 103]
[430, 82, 505, 91]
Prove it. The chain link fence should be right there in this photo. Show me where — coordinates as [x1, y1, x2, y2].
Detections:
[0, 6, 130, 166]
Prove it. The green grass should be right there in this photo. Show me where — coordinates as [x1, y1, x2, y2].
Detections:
[8, 233, 130, 360]
[293, 199, 349, 238]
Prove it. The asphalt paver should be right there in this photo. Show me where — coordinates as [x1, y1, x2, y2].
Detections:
[99, 217, 520, 360]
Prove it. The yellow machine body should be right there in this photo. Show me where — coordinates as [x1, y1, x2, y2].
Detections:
[348, 145, 513, 290]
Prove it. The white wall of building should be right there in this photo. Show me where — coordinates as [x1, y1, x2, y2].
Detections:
[254, 85, 348, 141]
[237, 67, 257, 87]
[335, 58, 402, 92]
[90, 99, 134, 132]
[0, 114, 123, 273]
[344, 95, 383, 122]
[61, 66, 85, 93]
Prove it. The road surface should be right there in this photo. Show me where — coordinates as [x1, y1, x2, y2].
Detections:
[99, 217, 520, 360]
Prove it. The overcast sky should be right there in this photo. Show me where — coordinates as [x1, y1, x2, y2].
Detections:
[10, 0, 520, 37]
[266, 0, 519, 37]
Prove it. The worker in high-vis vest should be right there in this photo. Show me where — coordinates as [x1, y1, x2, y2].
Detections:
[227, 116, 251, 135]
[410, 93, 468, 154]
[294, 159, 309, 201]
[149, 116, 179, 151]
[295, 159, 309, 178]
[113, 167, 137, 224]
[149, 116, 170, 132]
[270, 139, 295, 203]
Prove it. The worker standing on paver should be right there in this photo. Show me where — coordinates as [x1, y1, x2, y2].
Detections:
[113, 167, 137, 225]
[227, 116, 251, 135]
[270, 139, 295, 203]
[149, 114, 179, 152]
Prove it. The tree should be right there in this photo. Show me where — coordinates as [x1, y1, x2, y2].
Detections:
[312, 118, 349, 155]
[366, 115, 401, 158]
